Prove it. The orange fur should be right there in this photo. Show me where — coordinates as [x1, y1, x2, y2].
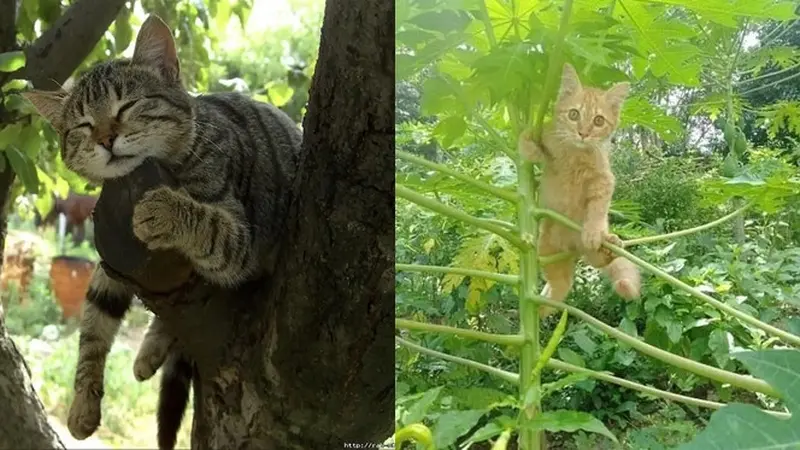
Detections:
[519, 63, 640, 317]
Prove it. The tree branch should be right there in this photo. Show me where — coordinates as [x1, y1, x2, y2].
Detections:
[8, 0, 128, 90]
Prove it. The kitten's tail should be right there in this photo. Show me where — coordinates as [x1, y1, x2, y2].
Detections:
[603, 256, 641, 300]
[158, 351, 192, 450]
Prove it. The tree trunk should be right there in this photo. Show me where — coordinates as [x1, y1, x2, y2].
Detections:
[92, 0, 395, 448]
[0, 0, 130, 446]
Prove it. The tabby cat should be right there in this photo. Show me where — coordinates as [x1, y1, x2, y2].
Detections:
[24, 15, 301, 449]
[518, 63, 640, 316]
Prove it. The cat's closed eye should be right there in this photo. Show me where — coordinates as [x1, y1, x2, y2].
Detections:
[568, 109, 580, 120]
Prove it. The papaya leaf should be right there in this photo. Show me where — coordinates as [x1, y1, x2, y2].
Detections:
[521, 410, 618, 444]
[5, 145, 39, 194]
[679, 349, 800, 450]
[0, 51, 25, 72]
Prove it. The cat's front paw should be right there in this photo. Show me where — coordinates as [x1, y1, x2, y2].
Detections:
[132, 187, 183, 251]
[67, 388, 103, 440]
[581, 225, 606, 252]
[599, 233, 624, 260]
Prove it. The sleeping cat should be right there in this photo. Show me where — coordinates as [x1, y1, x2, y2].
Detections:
[518, 63, 640, 316]
[23, 15, 300, 449]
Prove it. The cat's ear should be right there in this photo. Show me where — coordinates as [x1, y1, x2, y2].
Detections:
[22, 90, 68, 129]
[605, 82, 630, 116]
[132, 15, 180, 82]
[557, 63, 582, 100]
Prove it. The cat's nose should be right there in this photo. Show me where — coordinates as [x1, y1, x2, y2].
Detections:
[578, 131, 588, 139]
[98, 133, 117, 150]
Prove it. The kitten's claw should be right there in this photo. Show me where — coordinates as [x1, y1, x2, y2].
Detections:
[67, 388, 102, 440]
[599, 233, 624, 260]
[132, 187, 182, 250]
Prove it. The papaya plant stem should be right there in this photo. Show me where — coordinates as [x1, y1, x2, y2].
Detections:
[481, 218, 519, 232]
[395, 336, 518, 384]
[517, 3, 575, 449]
[546, 359, 791, 420]
[396, 150, 518, 203]
[396, 318, 525, 346]
[624, 201, 753, 246]
[532, 295, 778, 397]
[396, 263, 519, 285]
[534, 207, 800, 347]
[397, 184, 524, 247]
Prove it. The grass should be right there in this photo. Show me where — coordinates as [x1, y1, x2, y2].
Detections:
[4, 224, 193, 449]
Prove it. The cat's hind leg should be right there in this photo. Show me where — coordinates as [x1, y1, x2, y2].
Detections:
[68, 265, 133, 440]
[133, 315, 176, 381]
[538, 234, 577, 318]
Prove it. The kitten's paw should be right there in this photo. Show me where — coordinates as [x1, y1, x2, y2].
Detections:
[581, 226, 605, 252]
[133, 343, 170, 382]
[67, 388, 102, 440]
[538, 305, 557, 318]
[132, 187, 182, 250]
[599, 233, 624, 259]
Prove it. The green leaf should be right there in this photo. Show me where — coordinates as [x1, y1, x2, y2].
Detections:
[557, 348, 586, 368]
[114, 7, 134, 54]
[522, 410, 618, 443]
[264, 81, 295, 107]
[433, 116, 467, 148]
[433, 410, 487, 448]
[5, 145, 39, 194]
[679, 349, 800, 450]
[648, 0, 798, 27]
[0, 51, 26, 72]
[402, 386, 443, 425]
[542, 372, 593, 397]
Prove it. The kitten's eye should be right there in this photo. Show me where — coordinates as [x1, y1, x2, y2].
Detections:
[568, 109, 580, 120]
[593, 115, 605, 126]
[115, 100, 140, 121]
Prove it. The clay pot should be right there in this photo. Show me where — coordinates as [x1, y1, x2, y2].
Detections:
[49, 256, 96, 320]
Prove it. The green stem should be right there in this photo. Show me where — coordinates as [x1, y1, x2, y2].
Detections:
[395, 336, 518, 384]
[547, 359, 791, 420]
[397, 184, 523, 247]
[481, 218, 519, 232]
[517, 3, 575, 450]
[396, 318, 525, 346]
[396, 263, 519, 285]
[740, 70, 800, 96]
[532, 295, 778, 397]
[535, 207, 800, 347]
[396, 150, 518, 203]
[736, 61, 800, 86]
[624, 201, 753, 246]
[532, 310, 568, 378]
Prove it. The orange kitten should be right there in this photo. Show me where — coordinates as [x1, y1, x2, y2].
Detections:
[519, 63, 640, 316]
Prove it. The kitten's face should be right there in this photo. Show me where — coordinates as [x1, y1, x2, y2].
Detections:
[23, 15, 191, 181]
[552, 64, 629, 150]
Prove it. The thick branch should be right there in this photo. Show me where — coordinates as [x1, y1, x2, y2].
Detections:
[9, 0, 128, 90]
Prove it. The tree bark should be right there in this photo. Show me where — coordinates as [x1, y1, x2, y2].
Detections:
[93, 0, 395, 448]
[0, 0, 129, 447]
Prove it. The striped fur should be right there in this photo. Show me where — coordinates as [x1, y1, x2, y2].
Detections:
[24, 15, 300, 448]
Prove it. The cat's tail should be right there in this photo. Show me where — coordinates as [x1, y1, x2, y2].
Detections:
[602, 256, 640, 300]
[157, 351, 193, 450]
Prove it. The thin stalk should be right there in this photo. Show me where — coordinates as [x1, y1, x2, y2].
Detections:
[736, 61, 800, 86]
[396, 263, 519, 285]
[533, 295, 778, 397]
[397, 184, 524, 247]
[547, 359, 791, 420]
[624, 201, 753, 246]
[481, 218, 519, 232]
[535, 207, 800, 347]
[395, 336, 518, 384]
[396, 318, 525, 346]
[517, 3, 575, 449]
[396, 150, 518, 203]
[740, 70, 800, 96]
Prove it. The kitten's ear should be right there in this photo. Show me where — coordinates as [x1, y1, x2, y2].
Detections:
[22, 90, 67, 129]
[557, 63, 582, 100]
[605, 82, 630, 116]
[132, 15, 180, 82]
